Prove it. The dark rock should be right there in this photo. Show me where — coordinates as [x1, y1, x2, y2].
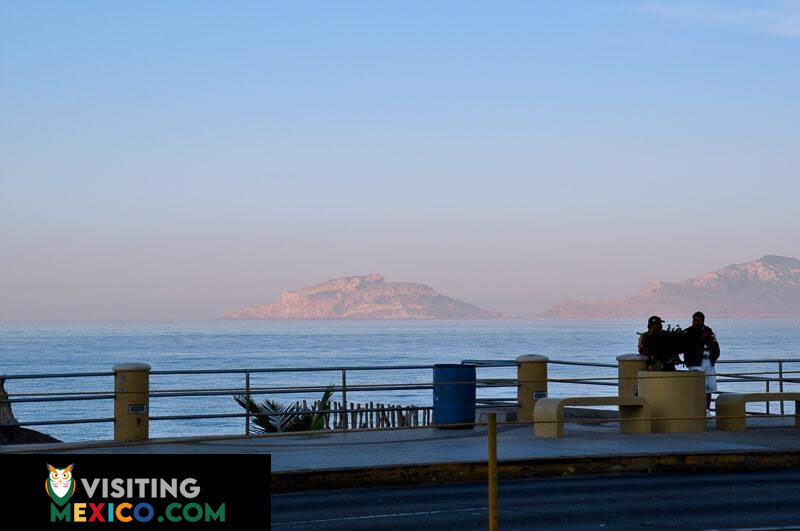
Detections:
[0, 426, 61, 445]
[1, 376, 61, 445]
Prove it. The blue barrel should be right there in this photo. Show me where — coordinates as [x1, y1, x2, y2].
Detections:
[433, 364, 476, 429]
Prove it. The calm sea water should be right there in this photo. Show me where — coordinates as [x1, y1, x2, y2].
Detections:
[2, 319, 798, 442]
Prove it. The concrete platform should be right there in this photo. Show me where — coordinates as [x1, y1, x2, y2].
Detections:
[4, 416, 799, 491]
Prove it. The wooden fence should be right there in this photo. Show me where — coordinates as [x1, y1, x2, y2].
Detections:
[294, 400, 433, 430]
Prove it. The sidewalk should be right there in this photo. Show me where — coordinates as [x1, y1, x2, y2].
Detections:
[4, 416, 799, 491]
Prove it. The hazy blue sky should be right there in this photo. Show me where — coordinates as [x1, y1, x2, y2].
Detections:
[2, 1, 799, 319]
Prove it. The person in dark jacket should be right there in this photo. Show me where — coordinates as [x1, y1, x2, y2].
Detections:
[685, 311, 719, 410]
[638, 315, 679, 371]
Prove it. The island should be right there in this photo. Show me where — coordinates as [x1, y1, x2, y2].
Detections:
[224, 274, 504, 319]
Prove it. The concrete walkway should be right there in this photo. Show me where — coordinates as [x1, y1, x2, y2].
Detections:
[4, 416, 799, 472]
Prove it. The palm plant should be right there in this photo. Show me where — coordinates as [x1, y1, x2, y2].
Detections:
[234, 385, 334, 433]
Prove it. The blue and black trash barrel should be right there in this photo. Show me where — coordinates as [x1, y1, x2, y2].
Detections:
[432, 363, 476, 429]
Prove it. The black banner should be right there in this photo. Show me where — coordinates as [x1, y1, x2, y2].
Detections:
[0, 454, 270, 529]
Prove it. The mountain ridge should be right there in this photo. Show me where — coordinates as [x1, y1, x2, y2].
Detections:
[541, 255, 800, 318]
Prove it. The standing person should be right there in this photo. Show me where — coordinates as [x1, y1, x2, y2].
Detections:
[638, 315, 678, 371]
[684, 311, 719, 410]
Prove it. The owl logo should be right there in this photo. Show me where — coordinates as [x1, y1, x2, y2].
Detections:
[45, 464, 75, 506]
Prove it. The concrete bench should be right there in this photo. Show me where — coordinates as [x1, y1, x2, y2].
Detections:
[716, 392, 800, 431]
[533, 396, 651, 438]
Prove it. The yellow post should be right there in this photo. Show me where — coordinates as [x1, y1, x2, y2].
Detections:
[637, 370, 705, 433]
[516, 355, 548, 422]
[488, 412, 498, 531]
[113, 362, 151, 442]
[616, 354, 648, 398]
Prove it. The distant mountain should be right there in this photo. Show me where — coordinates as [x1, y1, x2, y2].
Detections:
[224, 274, 504, 319]
[541, 255, 800, 319]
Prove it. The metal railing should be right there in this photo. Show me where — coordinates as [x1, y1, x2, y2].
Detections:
[0, 362, 519, 434]
[543, 358, 800, 415]
[2, 356, 798, 439]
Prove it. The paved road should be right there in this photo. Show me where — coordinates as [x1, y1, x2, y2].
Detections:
[272, 469, 800, 530]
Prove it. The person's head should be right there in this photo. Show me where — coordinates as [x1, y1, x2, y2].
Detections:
[692, 311, 705, 328]
[647, 315, 664, 331]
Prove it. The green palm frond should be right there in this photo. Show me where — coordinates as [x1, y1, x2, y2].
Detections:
[234, 385, 335, 433]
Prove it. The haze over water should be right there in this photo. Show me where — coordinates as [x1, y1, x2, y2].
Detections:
[2, 319, 798, 442]
[2, 2, 799, 321]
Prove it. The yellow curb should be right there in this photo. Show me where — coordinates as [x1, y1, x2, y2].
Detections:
[272, 450, 800, 492]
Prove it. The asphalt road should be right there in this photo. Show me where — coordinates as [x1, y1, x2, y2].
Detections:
[272, 469, 800, 530]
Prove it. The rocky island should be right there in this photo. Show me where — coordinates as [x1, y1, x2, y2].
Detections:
[541, 255, 800, 318]
[224, 274, 504, 319]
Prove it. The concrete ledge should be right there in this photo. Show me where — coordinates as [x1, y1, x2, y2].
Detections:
[112, 362, 151, 372]
[0, 432, 264, 453]
[273, 450, 800, 492]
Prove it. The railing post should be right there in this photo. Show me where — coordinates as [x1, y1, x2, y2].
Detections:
[245, 371, 251, 436]
[113, 362, 151, 442]
[516, 355, 548, 423]
[488, 412, 498, 531]
[616, 354, 648, 398]
[341, 368, 348, 430]
[766, 379, 770, 415]
[779, 362, 785, 416]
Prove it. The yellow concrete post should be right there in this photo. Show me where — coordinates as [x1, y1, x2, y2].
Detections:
[516, 355, 548, 422]
[715, 394, 747, 431]
[113, 362, 151, 442]
[616, 354, 648, 398]
[532, 399, 564, 438]
[637, 370, 706, 433]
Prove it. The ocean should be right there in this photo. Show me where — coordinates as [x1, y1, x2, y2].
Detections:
[2, 319, 799, 442]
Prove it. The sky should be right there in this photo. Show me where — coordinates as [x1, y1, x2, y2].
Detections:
[1, 1, 799, 320]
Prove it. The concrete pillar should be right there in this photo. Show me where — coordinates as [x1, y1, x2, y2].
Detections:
[637, 370, 706, 433]
[113, 363, 151, 442]
[616, 354, 648, 398]
[516, 355, 548, 422]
